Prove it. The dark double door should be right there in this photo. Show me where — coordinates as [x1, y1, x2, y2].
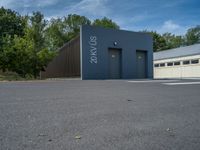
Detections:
[108, 49, 147, 79]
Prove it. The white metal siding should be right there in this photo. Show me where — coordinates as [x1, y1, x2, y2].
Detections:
[154, 55, 200, 78]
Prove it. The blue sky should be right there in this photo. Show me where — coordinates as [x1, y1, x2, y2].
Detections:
[1, 0, 200, 35]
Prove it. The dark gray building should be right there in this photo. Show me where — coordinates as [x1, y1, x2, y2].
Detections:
[41, 25, 153, 80]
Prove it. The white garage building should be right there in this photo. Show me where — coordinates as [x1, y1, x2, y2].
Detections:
[154, 44, 200, 79]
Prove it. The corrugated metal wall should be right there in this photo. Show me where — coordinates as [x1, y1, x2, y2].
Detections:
[41, 36, 80, 78]
[154, 55, 200, 78]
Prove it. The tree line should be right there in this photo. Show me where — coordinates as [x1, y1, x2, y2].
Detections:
[143, 28, 200, 52]
[0, 7, 200, 78]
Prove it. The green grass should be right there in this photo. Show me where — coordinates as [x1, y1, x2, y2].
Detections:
[0, 72, 27, 81]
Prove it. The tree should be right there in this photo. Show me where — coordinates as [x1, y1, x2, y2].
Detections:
[185, 25, 200, 45]
[0, 12, 56, 78]
[0, 7, 26, 72]
[45, 18, 68, 51]
[142, 31, 167, 52]
[64, 14, 91, 33]
[0, 7, 25, 39]
[0, 35, 13, 72]
[28, 11, 49, 78]
[46, 14, 91, 51]
[9, 35, 34, 77]
[162, 33, 184, 49]
[92, 17, 120, 29]
[64, 14, 91, 40]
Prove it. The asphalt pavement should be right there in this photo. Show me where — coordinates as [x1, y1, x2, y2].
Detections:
[0, 79, 200, 150]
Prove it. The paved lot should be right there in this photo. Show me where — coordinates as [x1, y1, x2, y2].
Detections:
[0, 79, 200, 150]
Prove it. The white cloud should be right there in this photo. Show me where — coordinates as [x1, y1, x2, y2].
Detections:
[162, 20, 180, 30]
[0, 0, 59, 8]
[158, 20, 186, 35]
[0, 0, 16, 8]
[113, 12, 156, 32]
[35, 0, 59, 7]
[66, 0, 109, 17]
[162, 0, 186, 8]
